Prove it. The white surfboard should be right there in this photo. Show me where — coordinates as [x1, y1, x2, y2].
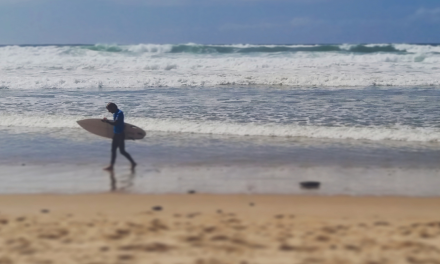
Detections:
[77, 119, 146, 140]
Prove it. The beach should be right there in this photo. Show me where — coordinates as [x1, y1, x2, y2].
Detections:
[1, 194, 440, 264]
[2, 43, 440, 263]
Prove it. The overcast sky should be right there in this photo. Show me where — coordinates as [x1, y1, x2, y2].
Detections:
[0, 0, 439, 44]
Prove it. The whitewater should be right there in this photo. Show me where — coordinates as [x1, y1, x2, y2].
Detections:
[1, 43, 440, 143]
[1, 43, 440, 89]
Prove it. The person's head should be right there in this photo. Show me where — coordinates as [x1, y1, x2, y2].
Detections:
[106, 102, 118, 113]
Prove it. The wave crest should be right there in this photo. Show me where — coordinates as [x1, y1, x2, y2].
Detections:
[74, 43, 435, 54]
[1, 114, 440, 143]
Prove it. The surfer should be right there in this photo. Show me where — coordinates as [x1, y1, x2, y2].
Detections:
[102, 102, 137, 171]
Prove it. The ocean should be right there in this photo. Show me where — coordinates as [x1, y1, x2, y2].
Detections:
[1, 43, 440, 195]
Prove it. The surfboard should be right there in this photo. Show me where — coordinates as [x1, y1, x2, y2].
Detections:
[77, 119, 146, 140]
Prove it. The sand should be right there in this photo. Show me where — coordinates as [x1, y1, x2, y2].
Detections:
[0, 194, 439, 264]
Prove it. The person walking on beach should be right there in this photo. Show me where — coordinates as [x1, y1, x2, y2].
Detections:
[102, 102, 136, 171]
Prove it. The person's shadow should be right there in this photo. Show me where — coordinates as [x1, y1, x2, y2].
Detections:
[108, 170, 135, 192]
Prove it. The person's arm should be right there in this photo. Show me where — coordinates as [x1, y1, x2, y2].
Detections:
[102, 112, 123, 126]
[102, 118, 116, 126]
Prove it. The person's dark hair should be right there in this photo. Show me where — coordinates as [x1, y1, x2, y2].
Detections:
[106, 102, 118, 110]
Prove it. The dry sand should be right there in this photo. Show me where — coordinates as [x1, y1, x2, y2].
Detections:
[0, 194, 439, 264]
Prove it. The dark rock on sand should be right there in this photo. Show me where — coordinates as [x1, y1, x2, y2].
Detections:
[300, 181, 321, 189]
[152, 206, 163, 211]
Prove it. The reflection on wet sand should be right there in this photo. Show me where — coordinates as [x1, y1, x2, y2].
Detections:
[108, 170, 135, 192]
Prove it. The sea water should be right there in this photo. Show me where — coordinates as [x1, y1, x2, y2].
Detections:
[1, 43, 440, 195]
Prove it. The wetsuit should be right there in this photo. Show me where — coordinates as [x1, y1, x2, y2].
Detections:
[109, 109, 135, 166]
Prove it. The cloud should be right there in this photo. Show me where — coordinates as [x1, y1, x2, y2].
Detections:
[410, 7, 440, 23]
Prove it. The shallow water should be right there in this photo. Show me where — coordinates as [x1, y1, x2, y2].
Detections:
[3, 87, 440, 142]
[1, 127, 440, 195]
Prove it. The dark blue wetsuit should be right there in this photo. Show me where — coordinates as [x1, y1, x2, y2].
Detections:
[110, 109, 135, 166]
[113, 109, 125, 134]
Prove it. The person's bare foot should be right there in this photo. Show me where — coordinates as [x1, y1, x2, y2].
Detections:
[103, 165, 114, 171]
[131, 162, 137, 171]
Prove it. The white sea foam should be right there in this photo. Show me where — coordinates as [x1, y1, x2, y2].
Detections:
[1, 44, 440, 89]
[2, 114, 440, 142]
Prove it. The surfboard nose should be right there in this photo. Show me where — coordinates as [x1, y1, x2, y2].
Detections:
[76, 120, 86, 128]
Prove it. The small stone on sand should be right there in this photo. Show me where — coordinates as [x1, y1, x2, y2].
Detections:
[16, 217, 26, 222]
[152, 206, 163, 211]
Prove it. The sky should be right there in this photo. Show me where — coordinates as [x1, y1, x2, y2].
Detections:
[0, 0, 439, 44]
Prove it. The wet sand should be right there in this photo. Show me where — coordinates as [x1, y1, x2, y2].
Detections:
[0, 194, 440, 264]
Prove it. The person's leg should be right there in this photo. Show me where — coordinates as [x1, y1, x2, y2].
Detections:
[119, 133, 136, 169]
[104, 134, 119, 171]
[111, 134, 119, 165]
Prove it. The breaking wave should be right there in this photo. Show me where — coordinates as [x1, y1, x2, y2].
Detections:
[1, 114, 440, 143]
[77, 43, 436, 54]
[80, 43, 396, 54]
[1, 43, 440, 89]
